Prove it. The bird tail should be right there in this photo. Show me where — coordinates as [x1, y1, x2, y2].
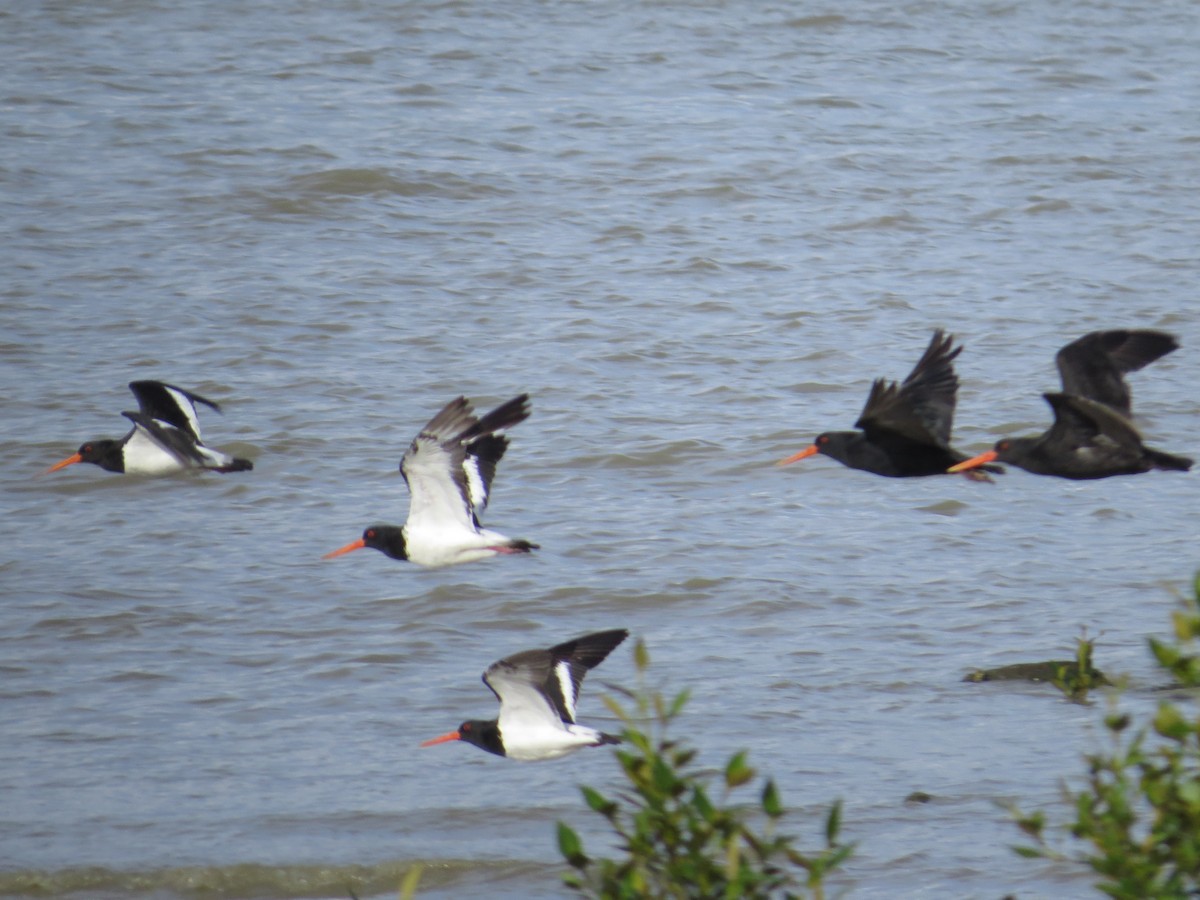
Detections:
[1147, 448, 1193, 472]
[594, 731, 622, 747]
[216, 457, 254, 473]
[507, 539, 539, 552]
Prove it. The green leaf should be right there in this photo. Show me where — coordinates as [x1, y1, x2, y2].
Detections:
[825, 798, 843, 845]
[557, 821, 588, 868]
[725, 751, 754, 789]
[668, 688, 691, 718]
[1153, 703, 1190, 741]
[1012, 845, 1045, 859]
[762, 779, 783, 817]
[633, 638, 650, 672]
[601, 695, 629, 722]
[582, 785, 617, 817]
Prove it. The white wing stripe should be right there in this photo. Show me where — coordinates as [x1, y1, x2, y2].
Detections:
[462, 455, 488, 512]
[555, 660, 577, 723]
[163, 385, 202, 440]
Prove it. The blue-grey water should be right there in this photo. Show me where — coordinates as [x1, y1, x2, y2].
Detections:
[3, 1, 1200, 897]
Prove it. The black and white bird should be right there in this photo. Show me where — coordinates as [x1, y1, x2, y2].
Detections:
[420, 629, 628, 762]
[46, 380, 253, 476]
[323, 394, 538, 568]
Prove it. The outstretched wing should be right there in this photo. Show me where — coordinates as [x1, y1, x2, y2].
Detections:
[856, 330, 960, 447]
[1055, 330, 1179, 417]
[483, 629, 628, 725]
[128, 381, 222, 444]
[400, 394, 530, 532]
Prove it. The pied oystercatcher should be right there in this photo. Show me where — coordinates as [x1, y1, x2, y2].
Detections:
[421, 629, 628, 762]
[323, 394, 538, 568]
[46, 380, 253, 476]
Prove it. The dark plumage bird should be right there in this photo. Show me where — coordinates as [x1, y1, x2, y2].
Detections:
[949, 329, 1192, 479]
[777, 329, 1001, 478]
[420, 629, 628, 762]
[45, 380, 253, 476]
[323, 394, 538, 568]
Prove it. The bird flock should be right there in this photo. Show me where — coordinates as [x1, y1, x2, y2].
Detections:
[46, 328, 1191, 762]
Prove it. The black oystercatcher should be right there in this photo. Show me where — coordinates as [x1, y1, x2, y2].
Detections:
[777, 330, 1000, 478]
[948, 330, 1192, 479]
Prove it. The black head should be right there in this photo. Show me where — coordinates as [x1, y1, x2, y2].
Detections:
[420, 718, 504, 757]
[81, 440, 123, 465]
[46, 439, 124, 474]
[361, 525, 407, 561]
[323, 524, 408, 561]
[456, 719, 504, 756]
[809, 431, 865, 464]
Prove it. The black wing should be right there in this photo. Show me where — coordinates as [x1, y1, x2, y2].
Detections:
[856, 330, 961, 447]
[128, 381, 222, 443]
[1055, 330, 1178, 417]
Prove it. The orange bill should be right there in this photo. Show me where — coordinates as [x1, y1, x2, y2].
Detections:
[322, 538, 366, 559]
[44, 452, 83, 474]
[776, 444, 819, 467]
[419, 730, 461, 748]
[947, 449, 999, 474]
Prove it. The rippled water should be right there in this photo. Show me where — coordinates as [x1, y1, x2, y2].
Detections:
[3, 1, 1200, 897]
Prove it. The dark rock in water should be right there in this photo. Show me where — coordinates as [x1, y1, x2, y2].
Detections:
[963, 660, 1110, 685]
[904, 791, 933, 804]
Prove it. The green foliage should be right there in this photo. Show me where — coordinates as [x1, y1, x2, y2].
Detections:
[1015, 572, 1200, 898]
[1051, 634, 1108, 703]
[557, 640, 852, 899]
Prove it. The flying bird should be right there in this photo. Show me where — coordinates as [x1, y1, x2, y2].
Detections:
[777, 330, 1001, 478]
[420, 629, 628, 762]
[45, 380, 253, 476]
[949, 329, 1192, 479]
[323, 394, 538, 568]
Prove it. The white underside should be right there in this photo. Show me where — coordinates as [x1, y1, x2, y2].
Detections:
[501, 723, 606, 762]
[404, 526, 515, 568]
[122, 429, 189, 475]
[123, 423, 237, 475]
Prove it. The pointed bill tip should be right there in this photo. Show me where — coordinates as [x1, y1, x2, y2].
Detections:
[322, 538, 366, 560]
[419, 730, 462, 748]
[948, 449, 999, 474]
[44, 452, 83, 474]
[777, 444, 819, 467]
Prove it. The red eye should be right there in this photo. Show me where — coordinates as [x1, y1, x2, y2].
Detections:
[817, 435, 829, 446]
